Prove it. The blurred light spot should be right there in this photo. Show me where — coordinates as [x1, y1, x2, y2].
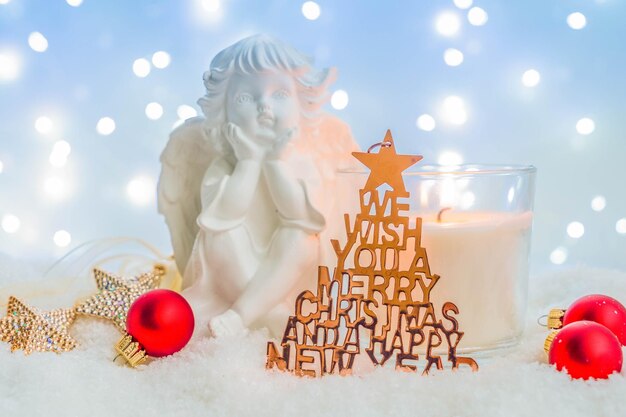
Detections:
[44, 177, 67, 198]
[202, 0, 220, 12]
[172, 119, 185, 129]
[132, 58, 151, 78]
[196, 0, 224, 22]
[66, 0, 82, 5]
[152, 51, 171, 69]
[522, 69, 540, 87]
[177, 105, 197, 120]
[444, 48, 464, 66]
[0, 0, 11, 4]
[438, 151, 463, 166]
[49, 140, 72, 167]
[567, 221, 585, 239]
[53, 230, 71, 247]
[439, 178, 458, 206]
[96, 117, 116, 135]
[576, 117, 595, 135]
[567, 12, 586, 30]
[416, 114, 436, 131]
[0, 160, 3, 173]
[616, 218, 626, 234]
[460, 191, 475, 209]
[145, 102, 164, 120]
[28, 32, 48, 53]
[302, 1, 321, 20]
[35, 116, 53, 134]
[0, 52, 21, 82]
[550, 247, 568, 265]
[49, 153, 68, 168]
[330, 90, 349, 110]
[467, 7, 488, 26]
[507, 187, 515, 203]
[441, 95, 467, 125]
[1, 214, 20, 234]
[436, 12, 461, 36]
[454, 0, 472, 9]
[591, 195, 606, 212]
[127, 176, 156, 207]
[53, 140, 71, 156]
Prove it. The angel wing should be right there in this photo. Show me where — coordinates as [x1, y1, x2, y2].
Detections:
[157, 117, 214, 277]
[300, 113, 361, 178]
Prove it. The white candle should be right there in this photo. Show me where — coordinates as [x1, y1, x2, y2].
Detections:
[419, 210, 533, 352]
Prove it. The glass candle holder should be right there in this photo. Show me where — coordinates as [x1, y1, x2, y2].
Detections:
[328, 164, 536, 355]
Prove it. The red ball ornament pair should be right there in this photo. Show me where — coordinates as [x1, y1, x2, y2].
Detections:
[544, 294, 625, 380]
[548, 294, 626, 344]
[115, 289, 195, 366]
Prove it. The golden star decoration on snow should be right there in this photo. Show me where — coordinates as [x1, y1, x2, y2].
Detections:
[0, 296, 77, 354]
[75, 268, 163, 331]
[352, 130, 423, 193]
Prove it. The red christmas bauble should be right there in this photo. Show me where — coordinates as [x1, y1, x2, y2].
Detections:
[548, 321, 623, 380]
[563, 294, 626, 345]
[126, 289, 194, 357]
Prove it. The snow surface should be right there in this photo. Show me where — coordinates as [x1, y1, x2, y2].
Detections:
[1, 254, 625, 417]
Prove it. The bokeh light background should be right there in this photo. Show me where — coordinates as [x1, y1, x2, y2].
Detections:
[1, 0, 625, 273]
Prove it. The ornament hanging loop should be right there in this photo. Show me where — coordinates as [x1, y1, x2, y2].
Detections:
[367, 141, 392, 153]
[537, 314, 548, 327]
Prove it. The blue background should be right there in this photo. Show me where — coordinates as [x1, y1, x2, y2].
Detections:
[0, 0, 625, 272]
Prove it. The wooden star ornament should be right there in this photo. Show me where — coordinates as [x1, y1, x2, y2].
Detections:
[352, 130, 422, 193]
[75, 268, 163, 331]
[0, 296, 77, 354]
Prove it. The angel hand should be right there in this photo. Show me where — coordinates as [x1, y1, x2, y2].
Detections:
[223, 122, 268, 162]
[266, 126, 298, 161]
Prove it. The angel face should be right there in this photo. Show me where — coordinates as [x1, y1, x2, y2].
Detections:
[225, 71, 300, 144]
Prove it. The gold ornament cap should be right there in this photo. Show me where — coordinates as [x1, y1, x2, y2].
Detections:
[544, 330, 558, 354]
[547, 308, 566, 329]
[114, 333, 147, 367]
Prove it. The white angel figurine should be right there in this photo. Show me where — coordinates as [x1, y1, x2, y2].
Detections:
[158, 34, 359, 338]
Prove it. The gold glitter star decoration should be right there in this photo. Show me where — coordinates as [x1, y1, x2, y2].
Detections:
[0, 296, 77, 354]
[75, 267, 163, 331]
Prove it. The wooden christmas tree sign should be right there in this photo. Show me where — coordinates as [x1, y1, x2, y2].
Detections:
[266, 130, 478, 377]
